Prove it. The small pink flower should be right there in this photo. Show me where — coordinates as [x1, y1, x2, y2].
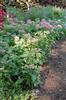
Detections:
[9, 14, 16, 18]
[7, 13, 16, 24]
[0, 9, 6, 15]
[40, 21, 45, 27]
[40, 19, 54, 29]
[44, 23, 53, 29]
[41, 19, 46, 22]
[0, 9, 6, 29]
[0, 22, 3, 28]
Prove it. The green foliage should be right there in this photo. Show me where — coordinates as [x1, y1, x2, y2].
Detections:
[7, 7, 25, 20]
[0, 26, 65, 99]
[0, 33, 40, 99]
[0, 5, 66, 99]
[24, 6, 64, 20]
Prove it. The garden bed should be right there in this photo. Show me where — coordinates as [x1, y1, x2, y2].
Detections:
[0, 6, 66, 99]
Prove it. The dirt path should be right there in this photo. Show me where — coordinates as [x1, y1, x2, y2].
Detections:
[38, 39, 66, 100]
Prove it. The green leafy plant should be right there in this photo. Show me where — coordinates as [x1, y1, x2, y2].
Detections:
[0, 5, 66, 100]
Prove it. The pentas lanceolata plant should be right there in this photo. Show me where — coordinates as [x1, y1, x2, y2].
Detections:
[0, 2, 6, 29]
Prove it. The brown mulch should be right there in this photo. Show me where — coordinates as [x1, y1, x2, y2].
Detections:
[38, 39, 66, 100]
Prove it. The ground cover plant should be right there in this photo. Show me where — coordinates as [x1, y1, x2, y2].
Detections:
[0, 5, 66, 99]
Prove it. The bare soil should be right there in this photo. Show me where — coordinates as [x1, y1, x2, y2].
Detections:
[38, 39, 66, 100]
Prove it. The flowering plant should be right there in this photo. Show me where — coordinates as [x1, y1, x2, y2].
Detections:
[0, 2, 6, 29]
